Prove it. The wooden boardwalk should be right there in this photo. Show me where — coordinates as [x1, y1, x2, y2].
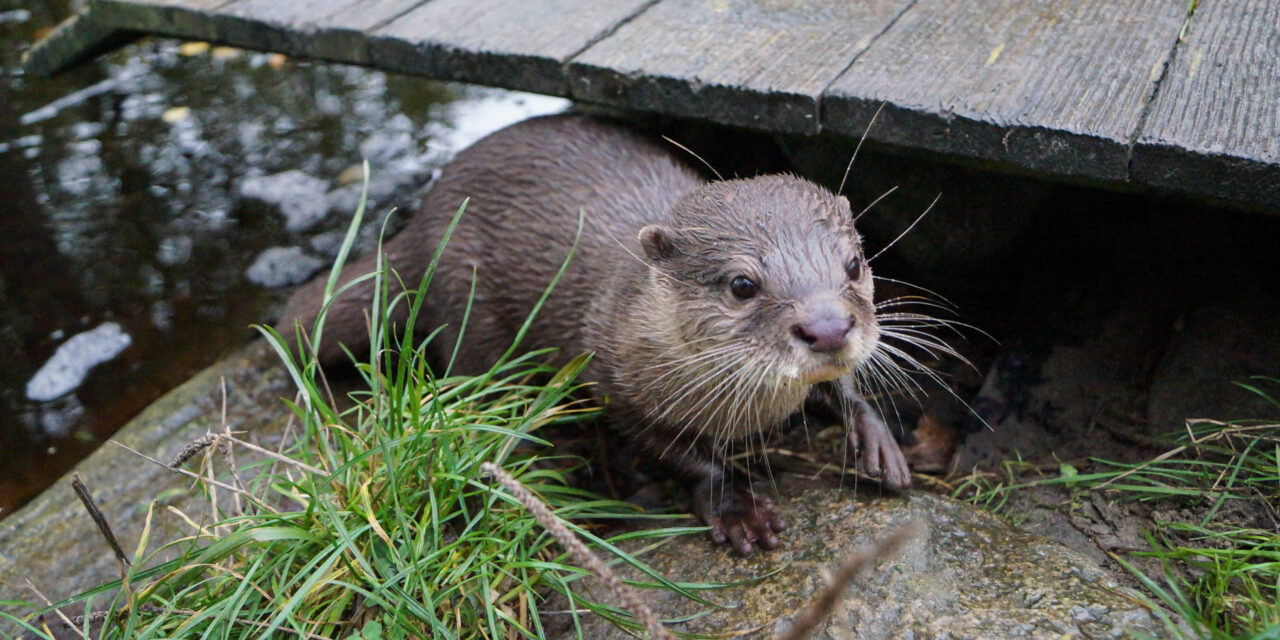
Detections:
[25, 0, 1279, 210]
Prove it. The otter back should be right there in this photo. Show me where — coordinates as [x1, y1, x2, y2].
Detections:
[277, 114, 705, 370]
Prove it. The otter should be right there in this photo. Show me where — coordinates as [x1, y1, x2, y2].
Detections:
[278, 114, 911, 555]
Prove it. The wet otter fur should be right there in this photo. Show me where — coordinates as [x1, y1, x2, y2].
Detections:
[278, 114, 911, 555]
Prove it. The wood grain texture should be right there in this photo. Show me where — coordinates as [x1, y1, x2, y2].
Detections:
[824, 0, 1189, 181]
[19, 0, 1280, 210]
[1132, 0, 1280, 209]
[568, 0, 913, 135]
[215, 0, 429, 65]
[369, 0, 656, 95]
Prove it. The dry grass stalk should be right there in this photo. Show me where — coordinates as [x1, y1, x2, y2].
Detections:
[778, 521, 921, 640]
[479, 462, 675, 640]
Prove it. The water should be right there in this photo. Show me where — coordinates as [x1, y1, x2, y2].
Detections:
[0, 1, 568, 517]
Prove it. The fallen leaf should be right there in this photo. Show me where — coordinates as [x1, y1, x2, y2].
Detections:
[337, 164, 365, 187]
[161, 106, 191, 123]
[901, 413, 959, 473]
[178, 41, 210, 56]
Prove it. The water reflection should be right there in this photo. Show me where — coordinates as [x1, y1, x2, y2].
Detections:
[0, 0, 567, 516]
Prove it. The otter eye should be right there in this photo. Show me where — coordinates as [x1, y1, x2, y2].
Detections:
[729, 275, 759, 300]
[846, 259, 863, 281]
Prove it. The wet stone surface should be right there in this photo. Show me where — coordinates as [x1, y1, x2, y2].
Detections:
[553, 483, 1166, 639]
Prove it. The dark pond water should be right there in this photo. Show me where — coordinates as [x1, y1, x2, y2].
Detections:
[0, 1, 568, 517]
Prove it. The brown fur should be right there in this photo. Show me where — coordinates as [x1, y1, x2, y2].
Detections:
[278, 114, 909, 555]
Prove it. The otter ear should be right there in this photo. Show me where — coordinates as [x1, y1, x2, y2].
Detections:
[638, 224, 682, 262]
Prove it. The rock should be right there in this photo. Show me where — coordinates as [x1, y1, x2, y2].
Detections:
[245, 246, 324, 288]
[25, 322, 132, 403]
[553, 483, 1164, 640]
[238, 170, 330, 232]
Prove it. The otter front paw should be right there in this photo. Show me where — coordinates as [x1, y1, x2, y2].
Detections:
[692, 481, 787, 556]
[849, 407, 912, 489]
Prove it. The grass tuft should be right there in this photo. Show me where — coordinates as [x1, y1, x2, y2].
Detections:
[952, 376, 1280, 639]
[3, 171, 707, 640]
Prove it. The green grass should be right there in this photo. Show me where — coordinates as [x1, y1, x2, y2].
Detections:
[1, 168, 710, 640]
[953, 377, 1280, 639]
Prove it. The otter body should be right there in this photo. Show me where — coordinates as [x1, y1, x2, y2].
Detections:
[280, 115, 910, 554]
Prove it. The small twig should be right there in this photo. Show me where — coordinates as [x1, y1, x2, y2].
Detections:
[223, 434, 327, 476]
[110, 441, 273, 512]
[778, 521, 921, 640]
[480, 462, 675, 640]
[23, 579, 77, 634]
[222, 428, 249, 517]
[1095, 445, 1189, 490]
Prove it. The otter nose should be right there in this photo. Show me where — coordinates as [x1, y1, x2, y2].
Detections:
[792, 317, 853, 353]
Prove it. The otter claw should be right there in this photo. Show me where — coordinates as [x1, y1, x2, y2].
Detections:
[696, 484, 787, 556]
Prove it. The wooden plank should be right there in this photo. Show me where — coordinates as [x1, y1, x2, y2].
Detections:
[94, 0, 238, 43]
[214, 0, 427, 65]
[1132, 0, 1280, 210]
[20, 6, 140, 77]
[823, 0, 1189, 181]
[568, 0, 913, 135]
[92, 0, 425, 67]
[369, 0, 656, 96]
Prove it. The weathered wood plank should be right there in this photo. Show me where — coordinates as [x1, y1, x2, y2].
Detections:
[94, 0, 238, 42]
[20, 6, 140, 77]
[1132, 0, 1280, 210]
[16, 0, 1280, 211]
[215, 0, 428, 65]
[823, 0, 1189, 181]
[369, 0, 656, 96]
[568, 0, 912, 135]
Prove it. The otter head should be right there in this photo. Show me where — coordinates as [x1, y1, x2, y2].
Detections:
[632, 175, 878, 440]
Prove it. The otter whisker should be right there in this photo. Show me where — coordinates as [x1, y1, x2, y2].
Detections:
[655, 347, 752, 420]
[867, 193, 940, 264]
[853, 185, 898, 224]
[633, 342, 748, 388]
[865, 354, 926, 408]
[877, 309, 991, 335]
[878, 330, 977, 377]
[631, 341, 742, 386]
[838, 100, 886, 197]
[871, 275, 958, 308]
[878, 327, 971, 363]
[874, 341, 947, 379]
[652, 349, 755, 442]
[851, 365, 906, 449]
[879, 320, 976, 344]
[662, 135, 724, 182]
[874, 295, 958, 314]
[681, 356, 757, 461]
[872, 343, 993, 431]
[875, 343, 987, 422]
